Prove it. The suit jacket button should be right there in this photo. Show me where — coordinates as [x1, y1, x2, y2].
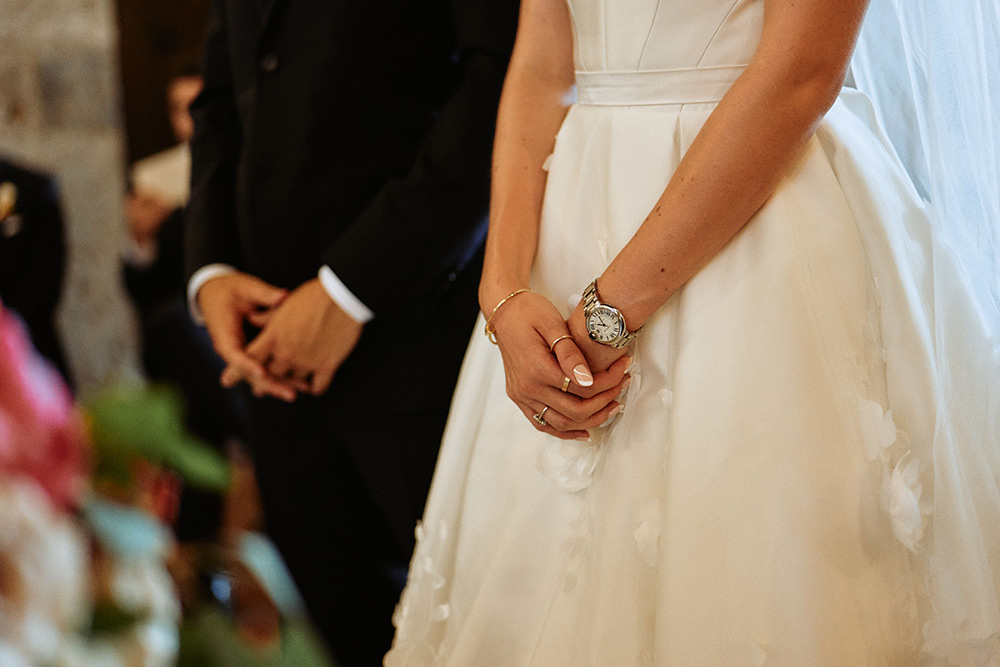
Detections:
[259, 53, 279, 73]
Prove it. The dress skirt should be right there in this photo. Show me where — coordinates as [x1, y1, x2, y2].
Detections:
[386, 78, 1000, 666]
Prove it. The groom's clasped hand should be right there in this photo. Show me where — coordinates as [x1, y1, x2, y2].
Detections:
[198, 272, 362, 401]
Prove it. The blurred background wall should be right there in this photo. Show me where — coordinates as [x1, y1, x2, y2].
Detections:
[0, 0, 208, 394]
[1, 0, 137, 393]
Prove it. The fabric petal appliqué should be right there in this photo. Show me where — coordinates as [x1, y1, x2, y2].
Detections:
[386, 519, 451, 667]
[859, 397, 897, 461]
[537, 440, 603, 492]
[889, 451, 930, 552]
[922, 616, 1000, 667]
[634, 501, 660, 567]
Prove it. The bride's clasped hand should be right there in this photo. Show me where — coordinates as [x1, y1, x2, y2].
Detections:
[482, 287, 631, 441]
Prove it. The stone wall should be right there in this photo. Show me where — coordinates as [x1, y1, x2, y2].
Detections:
[0, 0, 142, 393]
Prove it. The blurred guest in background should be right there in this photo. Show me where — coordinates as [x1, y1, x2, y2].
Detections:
[0, 157, 72, 386]
[185, 0, 519, 662]
[123, 69, 249, 543]
[124, 70, 203, 284]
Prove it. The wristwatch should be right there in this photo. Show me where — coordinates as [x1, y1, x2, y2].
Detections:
[582, 279, 640, 348]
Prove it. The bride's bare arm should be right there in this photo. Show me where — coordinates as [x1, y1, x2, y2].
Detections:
[568, 0, 871, 366]
[479, 0, 575, 309]
[482, 0, 630, 439]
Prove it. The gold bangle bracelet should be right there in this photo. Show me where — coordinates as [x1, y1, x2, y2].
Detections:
[484, 288, 531, 344]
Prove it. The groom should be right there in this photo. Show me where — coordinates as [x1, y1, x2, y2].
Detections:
[184, 0, 518, 663]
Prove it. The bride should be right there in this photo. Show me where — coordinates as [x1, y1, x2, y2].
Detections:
[387, 0, 1000, 664]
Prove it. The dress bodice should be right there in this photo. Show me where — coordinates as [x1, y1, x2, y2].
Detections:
[566, 0, 763, 72]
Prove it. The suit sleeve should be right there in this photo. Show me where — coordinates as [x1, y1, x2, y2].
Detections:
[320, 0, 519, 327]
[184, 0, 244, 281]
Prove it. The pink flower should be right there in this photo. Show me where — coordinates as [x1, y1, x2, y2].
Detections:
[0, 304, 88, 509]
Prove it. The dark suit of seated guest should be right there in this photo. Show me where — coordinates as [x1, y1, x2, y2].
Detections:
[0, 158, 72, 387]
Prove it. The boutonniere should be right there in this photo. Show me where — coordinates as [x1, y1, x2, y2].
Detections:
[0, 181, 23, 238]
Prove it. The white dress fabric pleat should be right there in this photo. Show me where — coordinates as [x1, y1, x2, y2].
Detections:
[386, 1, 1000, 665]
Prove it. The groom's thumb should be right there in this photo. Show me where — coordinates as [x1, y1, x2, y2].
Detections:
[245, 277, 288, 308]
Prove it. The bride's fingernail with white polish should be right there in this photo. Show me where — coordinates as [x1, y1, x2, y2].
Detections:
[625, 356, 634, 373]
[575, 433, 591, 442]
[621, 376, 633, 390]
[573, 364, 593, 386]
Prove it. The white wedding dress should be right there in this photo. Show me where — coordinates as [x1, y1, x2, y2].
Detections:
[386, 1, 1000, 665]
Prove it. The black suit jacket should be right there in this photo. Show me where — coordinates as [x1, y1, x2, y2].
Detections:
[185, 0, 517, 525]
[0, 159, 71, 384]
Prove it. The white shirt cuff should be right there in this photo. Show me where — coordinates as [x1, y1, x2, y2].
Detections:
[318, 265, 374, 324]
[187, 263, 237, 324]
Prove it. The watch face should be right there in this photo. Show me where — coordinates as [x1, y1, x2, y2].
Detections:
[586, 304, 625, 344]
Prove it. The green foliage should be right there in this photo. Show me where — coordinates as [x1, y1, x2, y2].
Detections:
[88, 599, 146, 636]
[85, 383, 230, 492]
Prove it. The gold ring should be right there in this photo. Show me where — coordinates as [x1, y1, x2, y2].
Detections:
[548, 334, 573, 353]
[560, 376, 570, 392]
[532, 405, 550, 426]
